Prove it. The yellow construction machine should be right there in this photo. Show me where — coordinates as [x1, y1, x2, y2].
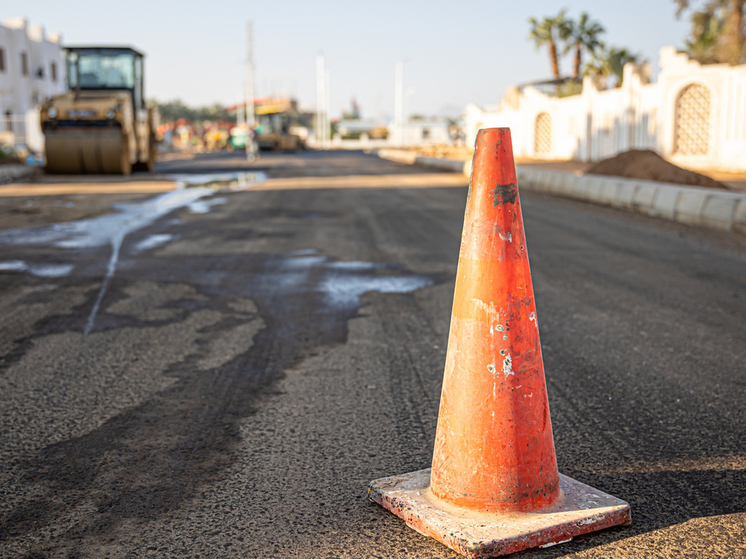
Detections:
[254, 98, 304, 151]
[40, 46, 156, 175]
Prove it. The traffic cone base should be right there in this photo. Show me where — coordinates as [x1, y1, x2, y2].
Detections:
[369, 469, 631, 559]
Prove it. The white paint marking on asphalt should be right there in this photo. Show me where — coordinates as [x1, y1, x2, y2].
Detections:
[0, 260, 26, 272]
[188, 197, 227, 214]
[282, 255, 327, 268]
[259, 255, 434, 310]
[0, 260, 73, 277]
[289, 248, 319, 256]
[168, 171, 268, 190]
[133, 234, 175, 253]
[0, 186, 215, 337]
[84, 233, 122, 337]
[319, 273, 433, 308]
[325, 261, 382, 271]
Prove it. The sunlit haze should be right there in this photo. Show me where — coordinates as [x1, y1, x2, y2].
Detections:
[9, 0, 690, 119]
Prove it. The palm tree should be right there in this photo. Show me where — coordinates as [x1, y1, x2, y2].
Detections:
[583, 45, 641, 88]
[675, 0, 745, 64]
[560, 13, 605, 78]
[528, 10, 567, 80]
[583, 44, 613, 88]
[608, 48, 641, 85]
[684, 10, 724, 63]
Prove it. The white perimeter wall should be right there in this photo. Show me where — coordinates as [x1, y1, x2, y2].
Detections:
[465, 47, 746, 172]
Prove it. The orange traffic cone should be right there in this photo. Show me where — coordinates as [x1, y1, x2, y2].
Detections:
[369, 128, 630, 558]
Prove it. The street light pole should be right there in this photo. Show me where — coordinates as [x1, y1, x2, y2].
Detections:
[324, 68, 330, 147]
[237, 85, 245, 127]
[394, 61, 403, 146]
[246, 21, 256, 161]
[246, 21, 255, 128]
[316, 54, 329, 148]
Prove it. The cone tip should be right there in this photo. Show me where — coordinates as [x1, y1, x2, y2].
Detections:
[475, 128, 513, 152]
[476, 127, 511, 137]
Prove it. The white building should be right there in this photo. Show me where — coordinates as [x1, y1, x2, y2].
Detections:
[464, 46, 746, 172]
[399, 119, 452, 145]
[0, 17, 65, 153]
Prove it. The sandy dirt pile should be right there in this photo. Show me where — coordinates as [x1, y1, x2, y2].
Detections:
[585, 149, 726, 189]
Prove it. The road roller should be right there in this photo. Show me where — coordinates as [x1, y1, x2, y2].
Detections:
[40, 46, 156, 175]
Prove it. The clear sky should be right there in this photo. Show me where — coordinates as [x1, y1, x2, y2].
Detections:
[7, 0, 691, 121]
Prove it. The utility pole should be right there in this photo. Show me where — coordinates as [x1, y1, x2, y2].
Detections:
[406, 86, 415, 127]
[316, 55, 323, 147]
[316, 54, 328, 148]
[246, 21, 255, 128]
[394, 60, 403, 146]
[325, 68, 330, 147]
[246, 21, 257, 161]
[237, 85, 245, 126]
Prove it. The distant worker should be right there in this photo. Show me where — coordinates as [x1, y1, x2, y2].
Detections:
[246, 123, 259, 162]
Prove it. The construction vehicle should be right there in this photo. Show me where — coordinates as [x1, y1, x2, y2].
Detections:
[40, 46, 156, 175]
[254, 98, 304, 151]
[228, 98, 306, 152]
[204, 127, 233, 152]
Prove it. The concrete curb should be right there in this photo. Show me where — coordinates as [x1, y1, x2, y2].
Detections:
[375, 149, 746, 235]
[377, 149, 470, 176]
[516, 167, 746, 234]
[0, 165, 34, 185]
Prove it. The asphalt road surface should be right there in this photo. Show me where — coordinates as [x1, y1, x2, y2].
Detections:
[0, 150, 744, 558]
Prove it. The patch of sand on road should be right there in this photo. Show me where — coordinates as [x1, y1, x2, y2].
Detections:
[0, 173, 466, 231]
[253, 172, 467, 190]
[0, 181, 177, 197]
[566, 513, 746, 558]
[601, 455, 746, 474]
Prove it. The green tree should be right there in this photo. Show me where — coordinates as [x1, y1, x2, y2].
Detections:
[583, 45, 642, 87]
[684, 9, 724, 62]
[154, 99, 236, 124]
[560, 12, 605, 78]
[195, 103, 235, 123]
[675, 0, 745, 64]
[528, 10, 568, 80]
[608, 47, 642, 84]
[583, 44, 613, 87]
[155, 99, 194, 122]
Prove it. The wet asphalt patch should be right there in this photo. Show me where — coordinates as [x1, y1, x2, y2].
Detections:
[0, 188, 443, 556]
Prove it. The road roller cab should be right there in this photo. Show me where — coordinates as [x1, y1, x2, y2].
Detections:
[40, 46, 156, 175]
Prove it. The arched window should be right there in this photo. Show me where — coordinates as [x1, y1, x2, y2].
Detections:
[674, 84, 711, 155]
[534, 113, 552, 155]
